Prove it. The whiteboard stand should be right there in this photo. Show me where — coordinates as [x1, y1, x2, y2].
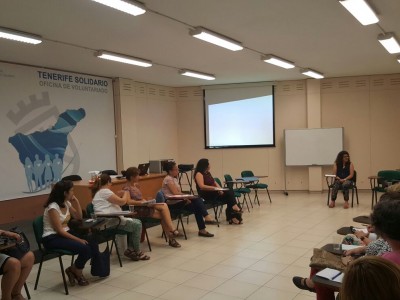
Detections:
[283, 167, 288, 196]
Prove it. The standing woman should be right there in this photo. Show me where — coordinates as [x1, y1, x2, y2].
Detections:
[123, 167, 181, 247]
[194, 158, 243, 224]
[42, 180, 96, 286]
[162, 162, 215, 237]
[92, 173, 150, 261]
[329, 150, 354, 209]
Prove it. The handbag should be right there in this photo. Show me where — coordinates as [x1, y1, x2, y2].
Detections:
[309, 248, 351, 272]
[4, 227, 30, 259]
[90, 245, 110, 277]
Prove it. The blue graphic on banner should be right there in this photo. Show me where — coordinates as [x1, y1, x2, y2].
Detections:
[8, 108, 86, 192]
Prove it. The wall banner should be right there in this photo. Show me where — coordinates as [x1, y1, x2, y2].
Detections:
[0, 62, 116, 201]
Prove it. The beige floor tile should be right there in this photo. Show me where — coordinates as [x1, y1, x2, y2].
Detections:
[232, 269, 274, 286]
[220, 256, 260, 269]
[199, 291, 243, 300]
[182, 274, 227, 291]
[76, 283, 127, 300]
[265, 275, 303, 293]
[156, 268, 198, 284]
[114, 290, 156, 300]
[203, 264, 244, 279]
[213, 279, 260, 298]
[132, 279, 177, 297]
[177, 259, 216, 273]
[247, 286, 297, 300]
[248, 260, 289, 275]
[158, 285, 209, 300]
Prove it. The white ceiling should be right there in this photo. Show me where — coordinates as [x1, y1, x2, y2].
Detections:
[1, 0, 399, 87]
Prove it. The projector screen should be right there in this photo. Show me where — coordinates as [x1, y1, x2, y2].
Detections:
[204, 84, 275, 149]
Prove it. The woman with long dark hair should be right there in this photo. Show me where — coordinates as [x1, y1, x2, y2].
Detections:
[42, 180, 96, 286]
[194, 158, 243, 224]
[329, 150, 354, 209]
[92, 173, 150, 260]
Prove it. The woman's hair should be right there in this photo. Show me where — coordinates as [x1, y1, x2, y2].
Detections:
[340, 256, 400, 300]
[371, 198, 400, 241]
[335, 150, 351, 168]
[44, 180, 73, 208]
[163, 161, 177, 174]
[194, 158, 209, 176]
[125, 167, 139, 180]
[91, 173, 111, 197]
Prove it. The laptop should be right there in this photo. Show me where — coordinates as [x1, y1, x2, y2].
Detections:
[138, 163, 150, 176]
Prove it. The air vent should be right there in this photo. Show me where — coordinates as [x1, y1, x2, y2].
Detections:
[178, 90, 189, 98]
[372, 79, 385, 86]
[159, 89, 166, 97]
[296, 83, 305, 91]
[136, 85, 146, 95]
[321, 82, 333, 89]
[389, 77, 400, 86]
[168, 90, 175, 98]
[148, 87, 156, 96]
[282, 85, 291, 92]
[355, 80, 367, 88]
[193, 89, 203, 97]
[338, 81, 350, 89]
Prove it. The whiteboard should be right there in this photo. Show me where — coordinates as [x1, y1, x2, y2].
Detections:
[284, 128, 343, 166]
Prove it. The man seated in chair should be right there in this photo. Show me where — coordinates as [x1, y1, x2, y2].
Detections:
[0, 229, 34, 300]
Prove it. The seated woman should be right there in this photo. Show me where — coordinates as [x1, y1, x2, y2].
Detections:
[329, 150, 355, 209]
[122, 167, 181, 247]
[0, 230, 34, 300]
[42, 180, 97, 286]
[162, 161, 215, 237]
[194, 158, 243, 224]
[92, 173, 150, 261]
[341, 256, 400, 300]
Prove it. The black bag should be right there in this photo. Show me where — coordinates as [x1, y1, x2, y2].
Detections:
[4, 227, 30, 259]
[91, 245, 110, 277]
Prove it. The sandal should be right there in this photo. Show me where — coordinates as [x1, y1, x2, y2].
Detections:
[168, 238, 181, 248]
[134, 250, 151, 260]
[329, 201, 335, 208]
[124, 249, 140, 261]
[65, 267, 76, 286]
[228, 218, 242, 225]
[171, 230, 184, 237]
[292, 276, 315, 293]
[76, 274, 89, 286]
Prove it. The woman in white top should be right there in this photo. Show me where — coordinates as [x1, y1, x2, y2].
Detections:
[92, 173, 150, 261]
[123, 167, 181, 247]
[42, 180, 96, 286]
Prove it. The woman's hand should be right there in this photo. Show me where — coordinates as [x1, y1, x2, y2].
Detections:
[77, 238, 88, 245]
[343, 246, 364, 256]
[218, 190, 224, 195]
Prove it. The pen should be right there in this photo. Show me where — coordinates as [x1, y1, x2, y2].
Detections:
[331, 272, 342, 280]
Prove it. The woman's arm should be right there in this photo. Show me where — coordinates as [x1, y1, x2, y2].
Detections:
[347, 163, 355, 180]
[48, 209, 87, 244]
[333, 163, 338, 179]
[166, 180, 183, 195]
[107, 190, 129, 206]
[344, 245, 366, 256]
[69, 196, 83, 220]
[0, 229, 21, 241]
[195, 173, 217, 191]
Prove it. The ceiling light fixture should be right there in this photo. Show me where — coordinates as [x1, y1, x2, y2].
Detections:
[397, 55, 400, 64]
[96, 51, 152, 67]
[179, 69, 215, 80]
[92, 0, 146, 16]
[189, 27, 243, 51]
[378, 33, 400, 54]
[301, 69, 324, 79]
[261, 54, 295, 69]
[338, 0, 379, 25]
[0, 27, 42, 44]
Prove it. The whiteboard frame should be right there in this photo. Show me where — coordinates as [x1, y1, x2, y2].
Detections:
[284, 128, 344, 166]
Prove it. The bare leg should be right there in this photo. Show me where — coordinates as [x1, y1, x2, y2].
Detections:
[1, 258, 20, 300]
[151, 204, 175, 233]
[11, 252, 34, 298]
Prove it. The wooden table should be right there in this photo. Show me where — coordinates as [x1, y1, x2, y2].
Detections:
[73, 173, 165, 210]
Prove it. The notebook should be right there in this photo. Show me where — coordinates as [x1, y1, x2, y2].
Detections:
[138, 163, 150, 176]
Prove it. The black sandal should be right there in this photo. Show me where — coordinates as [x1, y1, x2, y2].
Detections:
[65, 267, 76, 286]
[168, 238, 181, 248]
[292, 276, 315, 293]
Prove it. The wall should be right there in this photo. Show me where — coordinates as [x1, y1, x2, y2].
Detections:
[176, 75, 400, 191]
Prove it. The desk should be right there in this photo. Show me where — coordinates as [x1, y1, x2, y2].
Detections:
[236, 175, 270, 205]
[353, 215, 371, 225]
[73, 173, 165, 210]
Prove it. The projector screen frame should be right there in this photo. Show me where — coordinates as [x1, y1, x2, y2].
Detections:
[203, 85, 276, 149]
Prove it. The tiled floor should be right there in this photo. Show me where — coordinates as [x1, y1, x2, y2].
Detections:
[25, 191, 372, 300]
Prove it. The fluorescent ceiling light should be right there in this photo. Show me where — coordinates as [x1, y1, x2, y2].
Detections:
[301, 69, 324, 79]
[179, 69, 215, 80]
[378, 33, 400, 54]
[397, 56, 400, 64]
[96, 51, 152, 67]
[189, 27, 243, 51]
[0, 27, 42, 44]
[92, 0, 146, 16]
[338, 0, 379, 25]
[261, 54, 295, 69]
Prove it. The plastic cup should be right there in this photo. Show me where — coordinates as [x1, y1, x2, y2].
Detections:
[332, 235, 342, 250]
[90, 212, 97, 220]
[129, 205, 135, 212]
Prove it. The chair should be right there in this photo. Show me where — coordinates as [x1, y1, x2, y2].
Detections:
[241, 170, 271, 205]
[86, 203, 125, 264]
[32, 216, 75, 295]
[61, 174, 82, 181]
[223, 174, 252, 212]
[156, 190, 189, 239]
[326, 170, 359, 208]
[369, 170, 400, 209]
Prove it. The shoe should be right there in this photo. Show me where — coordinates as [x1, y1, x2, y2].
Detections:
[198, 231, 214, 237]
[65, 267, 76, 286]
[292, 276, 316, 293]
[329, 201, 335, 208]
[168, 238, 181, 248]
[343, 201, 349, 209]
[205, 220, 219, 225]
[124, 249, 140, 261]
[76, 274, 89, 286]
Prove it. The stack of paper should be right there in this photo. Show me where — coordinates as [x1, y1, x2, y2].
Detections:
[316, 268, 344, 283]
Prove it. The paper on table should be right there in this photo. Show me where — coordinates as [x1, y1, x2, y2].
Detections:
[214, 187, 228, 191]
[316, 268, 343, 282]
[142, 199, 156, 205]
[341, 244, 361, 251]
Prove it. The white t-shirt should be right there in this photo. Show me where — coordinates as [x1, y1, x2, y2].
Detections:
[42, 201, 71, 237]
[93, 188, 121, 214]
[162, 175, 181, 197]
